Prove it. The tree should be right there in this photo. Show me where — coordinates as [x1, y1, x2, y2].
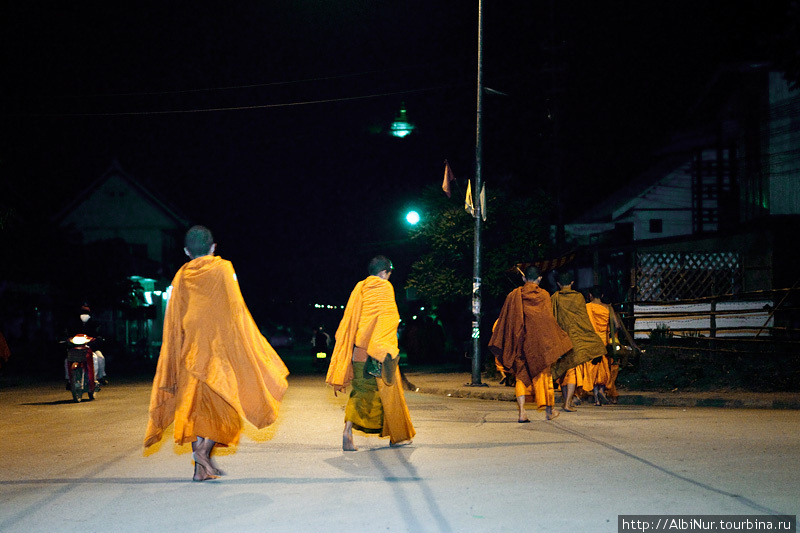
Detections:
[405, 183, 552, 307]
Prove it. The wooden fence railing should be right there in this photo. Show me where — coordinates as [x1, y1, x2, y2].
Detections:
[613, 286, 800, 340]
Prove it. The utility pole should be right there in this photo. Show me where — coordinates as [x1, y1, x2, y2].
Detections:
[469, 0, 486, 387]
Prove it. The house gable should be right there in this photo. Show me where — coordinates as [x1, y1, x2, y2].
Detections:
[57, 162, 189, 264]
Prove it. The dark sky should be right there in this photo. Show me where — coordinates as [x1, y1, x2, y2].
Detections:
[0, 1, 785, 313]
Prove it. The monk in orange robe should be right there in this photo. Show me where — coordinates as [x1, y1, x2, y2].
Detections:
[326, 255, 415, 451]
[144, 226, 289, 481]
[551, 271, 607, 412]
[489, 266, 573, 422]
[585, 287, 622, 404]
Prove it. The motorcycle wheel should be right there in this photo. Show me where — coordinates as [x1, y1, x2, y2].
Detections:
[71, 366, 84, 403]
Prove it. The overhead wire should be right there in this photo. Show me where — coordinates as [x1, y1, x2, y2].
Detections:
[8, 81, 471, 118]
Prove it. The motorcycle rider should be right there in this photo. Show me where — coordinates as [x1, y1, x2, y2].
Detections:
[64, 304, 107, 390]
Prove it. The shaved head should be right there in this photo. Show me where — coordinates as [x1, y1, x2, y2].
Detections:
[368, 255, 393, 276]
[184, 225, 214, 258]
[524, 265, 541, 282]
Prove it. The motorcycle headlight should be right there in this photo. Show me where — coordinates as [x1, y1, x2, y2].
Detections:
[70, 334, 90, 345]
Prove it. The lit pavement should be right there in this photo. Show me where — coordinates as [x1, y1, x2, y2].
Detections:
[1, 374, 798, 533]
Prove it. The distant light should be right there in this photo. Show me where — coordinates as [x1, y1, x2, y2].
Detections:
[143, 292, 153, 306]
[406, 211, 420, 225]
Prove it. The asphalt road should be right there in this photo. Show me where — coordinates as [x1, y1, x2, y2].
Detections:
[1, 374, 798, 533]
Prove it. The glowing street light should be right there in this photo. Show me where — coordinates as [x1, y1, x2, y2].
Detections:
[390, 103, 415, 138]
[405, 210, 420, 225]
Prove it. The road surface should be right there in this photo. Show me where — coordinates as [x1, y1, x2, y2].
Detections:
[1, 375, 798, 532]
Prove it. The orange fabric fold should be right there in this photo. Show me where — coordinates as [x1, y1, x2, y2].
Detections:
[144, 256, 289, 448]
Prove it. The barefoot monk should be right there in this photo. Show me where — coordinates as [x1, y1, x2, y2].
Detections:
[144, 225, 289, 481]
[489, 266, 572, 423]
[326, 255, 415, 451]
[551, 271, 607, 412]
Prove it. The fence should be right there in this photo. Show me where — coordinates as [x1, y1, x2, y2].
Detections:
[616, 287, 799, 340]
[611, 287, 800, 391]
[635, 251, 743, 301]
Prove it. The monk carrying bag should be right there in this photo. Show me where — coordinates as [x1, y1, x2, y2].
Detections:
[363, 355, 398, 386]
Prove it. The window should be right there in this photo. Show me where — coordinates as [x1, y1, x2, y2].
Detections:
[649, 218, 663, 233]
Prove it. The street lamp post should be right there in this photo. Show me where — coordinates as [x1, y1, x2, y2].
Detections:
[468, 0, 486, 387]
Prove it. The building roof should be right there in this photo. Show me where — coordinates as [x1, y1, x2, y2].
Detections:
[54, 160, 190, 227]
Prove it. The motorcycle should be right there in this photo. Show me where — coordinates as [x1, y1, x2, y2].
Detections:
[64, 333, 100, 402]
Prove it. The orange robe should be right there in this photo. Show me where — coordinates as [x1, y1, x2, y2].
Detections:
[551, 288, 607, 382]
[489, 282, 572, 405]
[144, 256, 289, 448]
[585, 301, 619, 398]
[326, 276, 415, 444]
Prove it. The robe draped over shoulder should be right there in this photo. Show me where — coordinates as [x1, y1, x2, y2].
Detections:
[586, 301, 611, 344]
[144, 256, 289, 448]
[488, 283, 572, 387]
[326, 276, 400, 389]
[551, 288, 607, 380]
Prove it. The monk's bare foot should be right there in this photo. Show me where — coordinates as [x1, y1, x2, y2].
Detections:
[562, 404, 576, 412]
[207, 456, 225, 476]
[546, 409, 560, 420]
[518, 417, 530, 423]
[193, 463, 219, 482]
[343, 434, 358, 451]
[192, 450, 222, 477]
[390, 439, 413, 447]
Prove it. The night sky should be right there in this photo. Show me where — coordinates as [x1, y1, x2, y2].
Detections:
[1, 1, 786, 315]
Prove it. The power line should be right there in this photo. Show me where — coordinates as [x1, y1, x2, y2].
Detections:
[45, 60, 470, 99]
[6, 81, 470, 118]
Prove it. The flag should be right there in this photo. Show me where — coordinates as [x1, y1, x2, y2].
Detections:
[465, 181, 487, 221]
[480, 183, 486, 221]
[442, 160, 455, 197]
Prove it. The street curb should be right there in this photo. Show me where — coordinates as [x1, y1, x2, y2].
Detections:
[614, 394, 800, 410]
[407, 382, 800, 410]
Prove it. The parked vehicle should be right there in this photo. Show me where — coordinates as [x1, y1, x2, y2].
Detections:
[64, 334, 100, 402]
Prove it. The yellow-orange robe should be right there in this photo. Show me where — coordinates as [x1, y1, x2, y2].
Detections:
[326, 276, 415, 444]
[144, 256, 289, 448]
[586, 300, 619, 397]
[551, 288, 607, 381]
[489, 282, 573, 396]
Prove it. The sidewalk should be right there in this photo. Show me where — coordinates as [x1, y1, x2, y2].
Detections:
[402, 367, 800, 410]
